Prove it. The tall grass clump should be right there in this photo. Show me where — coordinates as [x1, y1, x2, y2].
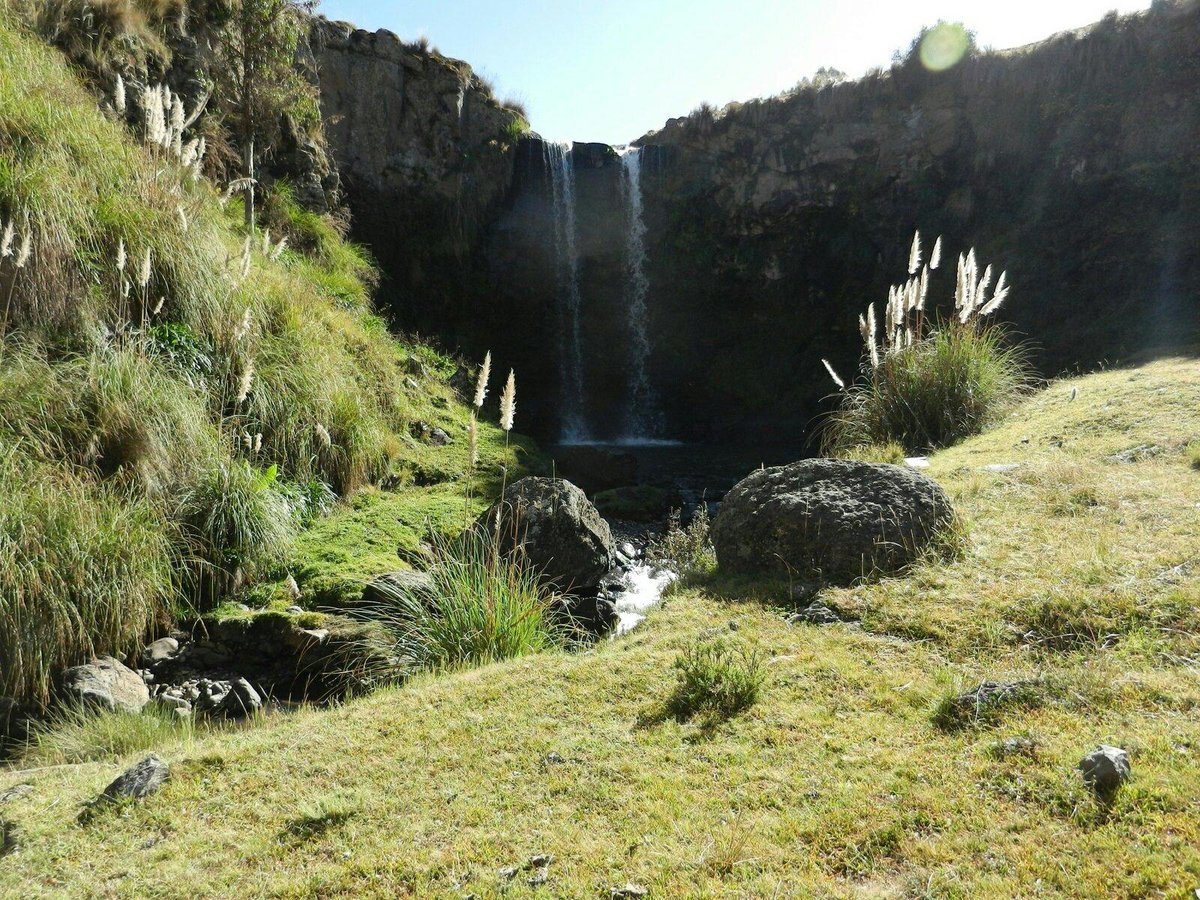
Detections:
[646, 505, 717, 577]
[19, 702, 200, 766]
[177, 461, 296, 603]
[0, 450, 173, 705]
[359, 529, 565, 674]
[820, 231, 1031, 454]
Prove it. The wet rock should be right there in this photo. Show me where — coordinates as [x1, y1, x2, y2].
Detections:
[61, 656, 150, 714]
[100, 754, 169, 802]
[0, 784, 32, 804]
[475, 477, 614, 595]
[712, 459, 954, 583]
[1079, 745, 1131, 795]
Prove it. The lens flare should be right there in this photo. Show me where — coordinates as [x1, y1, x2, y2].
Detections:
[920, 23, 970, 72]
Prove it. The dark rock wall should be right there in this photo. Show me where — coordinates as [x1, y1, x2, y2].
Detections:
[315, 3, 1200, 445]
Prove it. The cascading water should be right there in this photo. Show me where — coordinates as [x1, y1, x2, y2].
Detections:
[544, 142, 590, 442]
[618, 147, 665, 441]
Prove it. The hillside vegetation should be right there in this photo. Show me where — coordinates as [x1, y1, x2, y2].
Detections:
[2, 357, 1197, 897]
[0, 12, 526, 706]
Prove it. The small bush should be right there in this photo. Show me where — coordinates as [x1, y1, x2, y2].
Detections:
[646, 505, 717, 576]
[932, 679, 1044, 731]
[668, 638, 765, 720]
[1187, 442, 1200, 471]
[358, 529, 565, 674]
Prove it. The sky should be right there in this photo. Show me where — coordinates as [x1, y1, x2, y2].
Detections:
[318, 1, 1152, 144]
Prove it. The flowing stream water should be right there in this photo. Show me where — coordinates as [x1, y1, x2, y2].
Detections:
[544, 142, 590, 443]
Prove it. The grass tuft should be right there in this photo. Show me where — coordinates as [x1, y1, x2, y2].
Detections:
[668, 638, 765, 721]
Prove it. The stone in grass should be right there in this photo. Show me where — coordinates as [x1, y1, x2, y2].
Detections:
[611, 885, 649, 899]
[101, 754, 170, 802]
[933, 680, 1043, 731]
[218, 678, 263, 719]
[1078, 745, 1131, 796]
[785, 601, 841, 625]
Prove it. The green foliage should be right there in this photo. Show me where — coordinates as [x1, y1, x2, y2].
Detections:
[0, 450, 173, 705]
[821, 322, 1031, 454]
[646, 505, 717, 576]
[17, 0, 180, 76]
[177, 460, 296, 603]
[668, 637, 765, 720]
[358, 529, 565, 675]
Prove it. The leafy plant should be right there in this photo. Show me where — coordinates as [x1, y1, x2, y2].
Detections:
[646, 505, 717, 576]
[668, 638, 765, 720]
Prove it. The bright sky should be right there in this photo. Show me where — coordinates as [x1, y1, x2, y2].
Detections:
[318, 1, 1152, 144]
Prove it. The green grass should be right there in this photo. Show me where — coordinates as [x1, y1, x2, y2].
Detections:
[667, 637, 765, 721]
[3, 357, 1197, 896]
[822, 322, 1032, 454]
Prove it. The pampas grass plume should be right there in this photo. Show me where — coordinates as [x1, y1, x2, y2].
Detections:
[114, 74, 126, 115]
[822, 358, 846, 390]
[930, 236, 942, 271]
[0, 219, 13, 258]
[474, 351, 491, 409]
[468, 414, 479, 467]
[116, 238, 126, 273]
[907, 230, 921, 275]
[139, 247, 152, 288]
[14, 228, 31, 268]
[499, 370, 516, 431]
[237, 359, 254, 403]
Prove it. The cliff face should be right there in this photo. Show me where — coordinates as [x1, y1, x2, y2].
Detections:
[315, 3, 1200, 444]
[308, 19, 525, 334]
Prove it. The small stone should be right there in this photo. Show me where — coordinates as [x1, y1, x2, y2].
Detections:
[544, 752, 564, 764]
[1079, 745, 1130, 795]
[142, 637, 179, 667]
[154, 695, 192, 713]
[101, 754, 170, 801]
[0, 784, 33, 804]
[620, 542, 637, 559]
[529, 854, 553, 868]
[611, 884, 649, 899]
[219, 678, 262, 718]
[498, 866, 519, 881]
[786, 601, 840, 625]
[286, 605, 304, 615]
[429, 427, 451, 446]
[527, 871, 548, 887]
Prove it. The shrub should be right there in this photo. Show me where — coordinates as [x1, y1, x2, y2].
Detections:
[646, 505, 717, 576]
[177, 461, 295, 604]
[820, 233, 1031, 454]
[0, 452, 173, 705]
[668, 638, 765, 720]
[932, 679, 1044, 731]
[357, 529, 565, 674]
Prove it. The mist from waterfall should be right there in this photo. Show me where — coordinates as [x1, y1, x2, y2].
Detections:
[545, 141, 590, 443]
[619, 146, 665, 441]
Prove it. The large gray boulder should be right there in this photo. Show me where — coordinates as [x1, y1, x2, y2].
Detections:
[475, 477, 614, 594]
[711, 459, 954, 582]
[61, 656, 149, 714]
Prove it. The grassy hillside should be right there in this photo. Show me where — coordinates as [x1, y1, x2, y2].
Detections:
[0, 13, 528, 705]
[2, 357, 1196, 897]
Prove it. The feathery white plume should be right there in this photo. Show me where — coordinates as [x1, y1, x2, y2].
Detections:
[907, 230, 921, 275]
[468, 414, 479, 467]
[822, 358, 846, 390]
[0, 219, 13, 258]
[473, 351, 491, 409]
[315, 422, 332, 448]
[270, 237, 287, 260]
[236, 359, 254, 403]
[499, 370, 516, 431]
[139, 246, 152, 288]
[114, 74, 126, 115]
[14, 228, 31, 268]
[929, 236, 942, 271]
[116, 238, 126, 273]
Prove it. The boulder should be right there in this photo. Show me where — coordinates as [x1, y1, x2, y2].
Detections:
[1078, 745, 1131, 795]
[61, 656, 150, 714]
[219, 678, 263, 719]
[711, 459, 954, 582]
[100, 754, 169, 802]
[475, 477, 614, 594]
[142, 637, 180, 667]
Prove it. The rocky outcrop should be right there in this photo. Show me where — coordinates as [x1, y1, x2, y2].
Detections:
[711, 459, 954, 581]
[476, 477, 615, 595]
[308, 18, 525, 331]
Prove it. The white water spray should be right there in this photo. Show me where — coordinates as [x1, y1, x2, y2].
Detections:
[544, 142, 590, 442]
[619, 147, 664, 439]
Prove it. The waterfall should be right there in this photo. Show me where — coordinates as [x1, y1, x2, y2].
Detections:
[545, 142, 590, 442]
[619, 147, 664, 440]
